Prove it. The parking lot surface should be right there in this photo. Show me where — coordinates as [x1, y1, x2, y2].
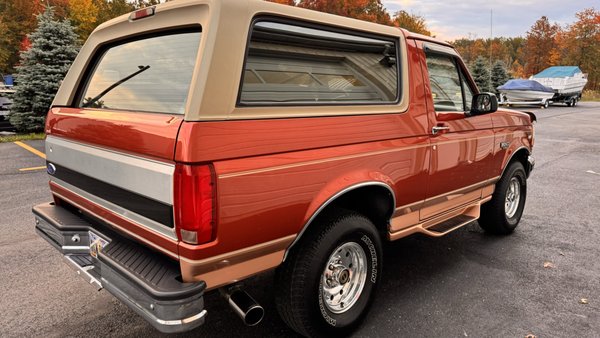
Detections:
[1, 102, 599, 337]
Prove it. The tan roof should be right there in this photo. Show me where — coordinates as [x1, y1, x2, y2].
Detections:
[53, 0, 455, 121]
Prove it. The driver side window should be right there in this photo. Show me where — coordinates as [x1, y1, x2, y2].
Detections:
[426, 53, 471, 112]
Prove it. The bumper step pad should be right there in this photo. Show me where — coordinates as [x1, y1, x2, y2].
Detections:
[33, 202, 207, 333]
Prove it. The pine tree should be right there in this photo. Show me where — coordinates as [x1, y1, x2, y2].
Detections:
[9, 7, 79, 132]
[491, 60, 510, 93]
[470, 56, 492, 93]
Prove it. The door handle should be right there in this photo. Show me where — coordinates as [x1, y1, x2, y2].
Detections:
[432, 126, 450, 134]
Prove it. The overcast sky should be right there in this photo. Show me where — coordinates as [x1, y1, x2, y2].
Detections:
[382, 0, 596, 41]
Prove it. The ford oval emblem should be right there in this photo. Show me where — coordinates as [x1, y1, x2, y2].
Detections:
[47, 163, 56, 175]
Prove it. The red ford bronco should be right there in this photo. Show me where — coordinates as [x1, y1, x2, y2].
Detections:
[34, 0, 535, 336]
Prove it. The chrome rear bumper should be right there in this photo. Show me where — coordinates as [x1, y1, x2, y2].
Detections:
[34, 202, 207, 333]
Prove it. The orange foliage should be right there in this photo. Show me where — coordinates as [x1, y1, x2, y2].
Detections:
[392, 10, 431, 36]
[297, 0, 391, 25]
[558, 8, 600, 89]
[523, 16, 560, 76]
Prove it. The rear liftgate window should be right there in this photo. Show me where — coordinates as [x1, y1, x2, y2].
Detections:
[239, 21, 399, 105]
[79, 30, 201, 114]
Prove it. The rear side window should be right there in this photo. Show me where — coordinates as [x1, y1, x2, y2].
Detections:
[79, 30, 201, 114]
[239, 20, 399, 106]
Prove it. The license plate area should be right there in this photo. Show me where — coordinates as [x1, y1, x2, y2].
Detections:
[89, 231, 109, 258]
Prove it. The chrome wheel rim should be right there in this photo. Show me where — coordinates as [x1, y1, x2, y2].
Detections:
[321, 242, 367, 314]
[505, 177, 521, 218]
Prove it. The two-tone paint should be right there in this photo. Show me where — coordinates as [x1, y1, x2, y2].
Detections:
[45, 0, 534, 289]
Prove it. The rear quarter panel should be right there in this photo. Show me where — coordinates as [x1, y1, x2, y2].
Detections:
[176, 38, 431, 264]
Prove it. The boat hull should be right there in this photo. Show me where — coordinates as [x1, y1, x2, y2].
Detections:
[499, 90, 555, 102]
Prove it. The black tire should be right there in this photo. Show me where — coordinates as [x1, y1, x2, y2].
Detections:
[566, 100, 572, 107]
[543, 100, 549, 108]
[275, 210, 382, 337]
[479, 161, 527, 235]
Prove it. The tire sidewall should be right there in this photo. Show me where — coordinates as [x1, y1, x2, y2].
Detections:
[307, 216, 382, 334]
[501, 163, 527, 228]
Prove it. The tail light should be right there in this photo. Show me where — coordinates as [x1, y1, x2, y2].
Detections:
[174, 164, 216, 245]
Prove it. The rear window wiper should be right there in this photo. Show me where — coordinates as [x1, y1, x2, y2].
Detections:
[83, 65, 150, 108]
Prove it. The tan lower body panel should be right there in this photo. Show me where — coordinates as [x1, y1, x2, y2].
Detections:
[388, 182, 496, 241]
[182, 180, 498, 289]
[180, 235, 295, 290]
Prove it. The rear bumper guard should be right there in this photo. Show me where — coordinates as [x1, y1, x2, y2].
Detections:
[33, 202, 206, 333]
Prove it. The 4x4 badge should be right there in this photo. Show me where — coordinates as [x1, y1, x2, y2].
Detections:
[500, 142, 510, 150]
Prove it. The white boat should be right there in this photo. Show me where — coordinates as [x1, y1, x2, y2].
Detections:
[498, 79, 555, 102]
[530, 66, 588, 95]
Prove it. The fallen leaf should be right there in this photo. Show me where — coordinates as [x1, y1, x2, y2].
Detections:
[580, 298, 589, 304]
[543, 262, 555, 269]
[525, 334, 536, 338]
[559, 252, 565, 256]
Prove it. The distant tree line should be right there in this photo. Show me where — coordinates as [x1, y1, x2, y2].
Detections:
[272, 1, 599, 91]
[452, 9, 599, 90]
[0, 0, 163, 75]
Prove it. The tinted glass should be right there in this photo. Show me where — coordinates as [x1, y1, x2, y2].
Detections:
[461, 72, 473, 111]
[240, 21, 398, 105]
[426, 53, 465, 111]
[80, 31, 201, 114]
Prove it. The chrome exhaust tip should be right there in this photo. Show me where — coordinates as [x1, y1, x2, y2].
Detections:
[220, 286, 264, 326]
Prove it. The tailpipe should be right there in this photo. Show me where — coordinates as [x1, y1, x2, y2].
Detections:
[220, 285, 264, 326]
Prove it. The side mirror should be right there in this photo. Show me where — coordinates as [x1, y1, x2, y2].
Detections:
[469, 93, 498, 116]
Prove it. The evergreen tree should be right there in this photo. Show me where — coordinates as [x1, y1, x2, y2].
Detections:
[470, 56, 492, 93]
[9, 7, 79, 132]
[491, 60, 510, 93]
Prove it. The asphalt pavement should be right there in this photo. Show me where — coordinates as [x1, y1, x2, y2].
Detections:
[0, 102, 599, 337]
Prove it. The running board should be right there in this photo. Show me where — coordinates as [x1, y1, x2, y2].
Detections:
[388, 196, 490, 241]
[421, 215, 476, 237]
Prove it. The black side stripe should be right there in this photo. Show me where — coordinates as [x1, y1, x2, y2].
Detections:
[49, 162, 174, 228]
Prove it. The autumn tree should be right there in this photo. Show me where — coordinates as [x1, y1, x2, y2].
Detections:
[510, 59, 526, 79]
[0, 0, 44, 73]
[392, 10, 431, 36]
[453, 38, 488, 65]
[68, 0, 98, 41]
[9, 7, 79, 132]
[523, 16, 560, 76]
[0, 18, 10, 69]
[297, 0, 391, 25]
[559, 8, 600, 90]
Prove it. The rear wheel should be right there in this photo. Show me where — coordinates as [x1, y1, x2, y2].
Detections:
[275, 210, 382, 337]
[479, 161, 527, 235]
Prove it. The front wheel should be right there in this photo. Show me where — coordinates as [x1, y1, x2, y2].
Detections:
[479, 161, 527, 235]
[275, 211, 382, 337]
